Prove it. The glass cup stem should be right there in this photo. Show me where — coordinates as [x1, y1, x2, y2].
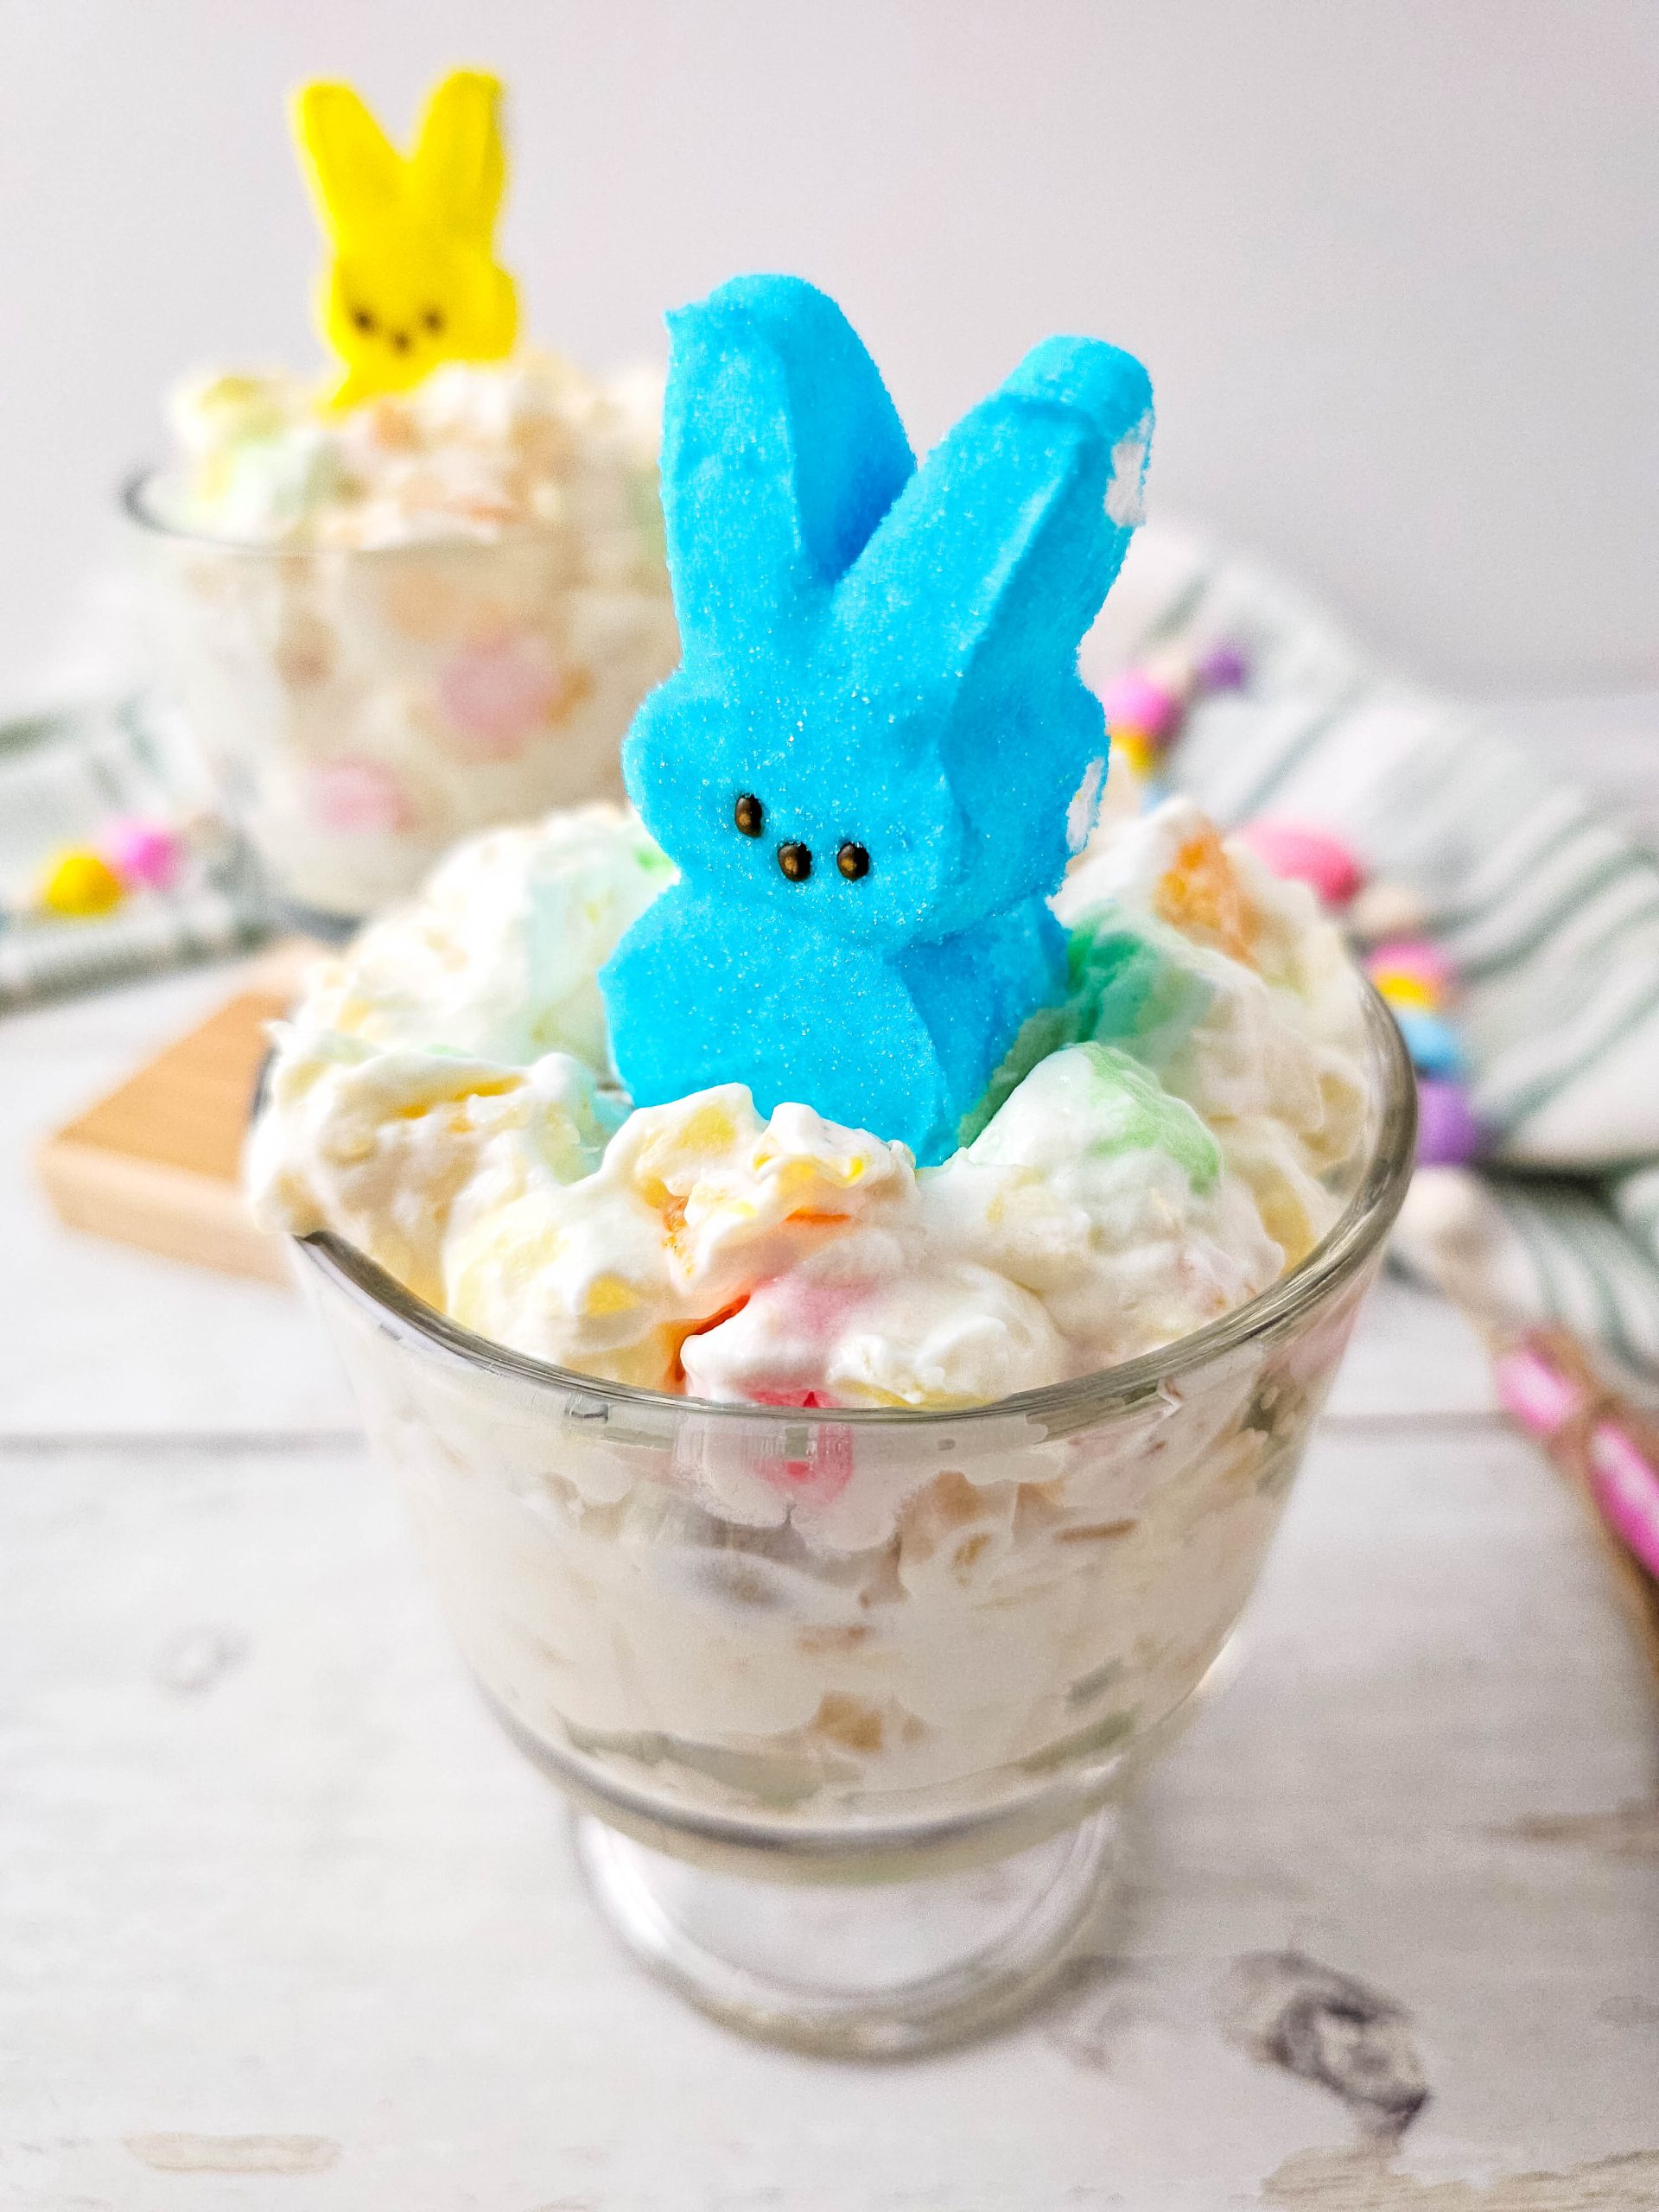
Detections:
[572, 1806, 1120, 2058]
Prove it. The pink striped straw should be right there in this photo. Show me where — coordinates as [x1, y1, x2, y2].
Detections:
[1586, 1423, 1659, 1582]
[1492, 1344, 1586, 1436]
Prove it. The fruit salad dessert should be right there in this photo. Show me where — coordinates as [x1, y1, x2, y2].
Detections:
[251, 794, 1369, 1405]
[132, 70, 676, 922]
[250, 277, 1398, 1828]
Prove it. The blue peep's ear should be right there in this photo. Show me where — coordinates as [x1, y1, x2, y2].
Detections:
[830, 334, 1152, 703]
[661, 275, 916, 659]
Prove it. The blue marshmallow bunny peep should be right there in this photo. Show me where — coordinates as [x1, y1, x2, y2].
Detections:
[600, 275, 1153, 1165]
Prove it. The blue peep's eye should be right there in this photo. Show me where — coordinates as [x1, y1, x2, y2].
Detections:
[777, 842, 811, 882]
[836, 842, 870, 881]
[734, 793, 764, 837]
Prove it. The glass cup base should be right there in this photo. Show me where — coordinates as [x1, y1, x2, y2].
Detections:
[571, 1804, 1119, 2058]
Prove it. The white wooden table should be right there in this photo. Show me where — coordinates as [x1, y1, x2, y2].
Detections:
[5, 701, 1659, 2212]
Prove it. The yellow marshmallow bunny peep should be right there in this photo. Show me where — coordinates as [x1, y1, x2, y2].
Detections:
[292, 68, 518, 409]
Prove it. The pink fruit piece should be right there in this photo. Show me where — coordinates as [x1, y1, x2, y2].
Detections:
[103, 817, 186, 893]
[1237, 817, 1365, 908]
[436, 632, 565, 759]
[754, 1418, 855, 1502]
[1099, 667, 1183, 744]
[307, 759, 419, 836]
[1414, 1076, 1481, 1167]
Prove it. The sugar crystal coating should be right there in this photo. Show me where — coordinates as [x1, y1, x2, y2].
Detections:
[600, 274, 1153, 1164]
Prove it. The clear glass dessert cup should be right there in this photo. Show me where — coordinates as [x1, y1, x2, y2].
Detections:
[123, 469, 677, 931]
[294, 991, 1414, 2056]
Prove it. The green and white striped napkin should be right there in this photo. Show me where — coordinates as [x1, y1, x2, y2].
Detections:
[1096, 522, 1659, 1382]
[0, 697, 271, 1011]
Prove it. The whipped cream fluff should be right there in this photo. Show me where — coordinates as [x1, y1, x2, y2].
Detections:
[163, 350, 666, 560]
[252, 794, 1370, 1414]
[143, 357, 678, 918]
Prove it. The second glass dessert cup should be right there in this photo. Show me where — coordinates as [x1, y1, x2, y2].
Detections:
[295, 992, 1414, 2056]
[124, 471, 677, 930]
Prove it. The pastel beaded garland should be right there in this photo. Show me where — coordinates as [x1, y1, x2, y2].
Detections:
[1088, 650, 1483, 1174]
[1109, 728, 1162, 785]
[1365, 938, 1454, 1008]
[105, 817, 186, 893]
[1394, 1009, 1467, 1081]
[1097, 638, 1249, 805]
[1363, 930, 1478, 1155]
[40, 849, 124, 918]
[1348, 879, 1430, 944]
[29, 812, 205, 923]
[1231, 816, 1481, 1170]
[1369, 969, 1439, 1014]
[1195, 641, 1249, 691]
[1099, 667, 1183, 745]
[601, 274, 1154, 1165]
[1237, 818, 1365, 909]
[1416, 1075, 1481, 1167]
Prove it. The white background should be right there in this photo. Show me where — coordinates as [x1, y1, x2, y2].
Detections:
[0, 0, 1653, 698]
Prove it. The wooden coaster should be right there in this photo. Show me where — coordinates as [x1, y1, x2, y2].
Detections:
[37, 940, 321, 1285]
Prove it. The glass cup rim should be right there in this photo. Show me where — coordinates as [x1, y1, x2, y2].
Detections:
[294, 982, 1417, 1433]
[119, 462, 576, 561]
